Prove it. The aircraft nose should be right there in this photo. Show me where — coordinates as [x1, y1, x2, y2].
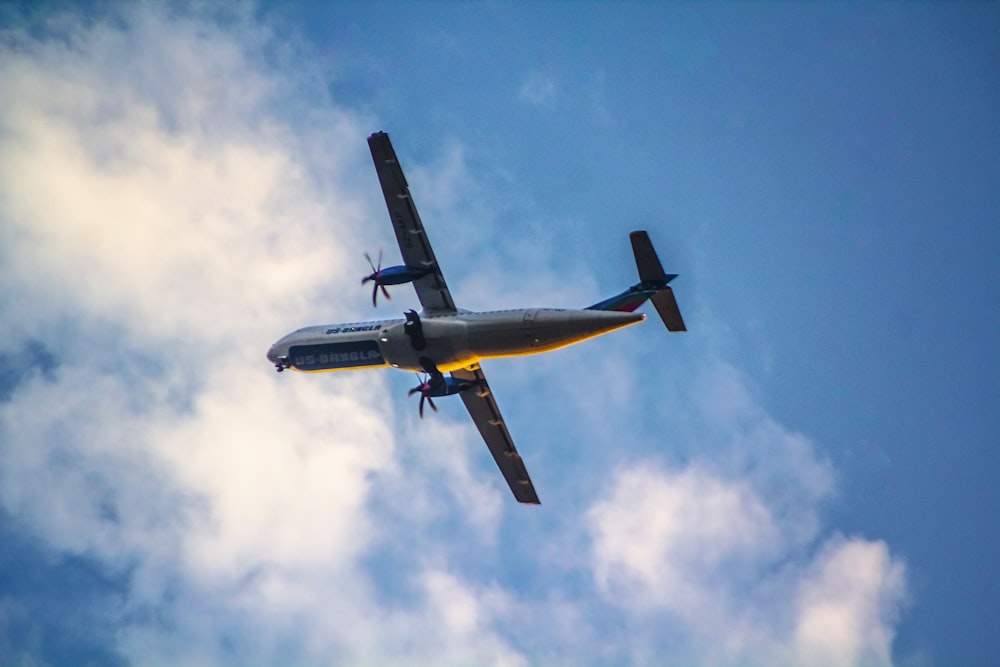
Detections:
[266, 345, 278, 364]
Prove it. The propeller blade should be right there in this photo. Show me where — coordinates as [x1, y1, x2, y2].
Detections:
[364, 248, 388, 306]
[409, 374, 437, 418]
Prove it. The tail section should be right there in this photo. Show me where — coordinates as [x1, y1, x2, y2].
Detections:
[649, 286, 686, 332]
[587, 230, 686, 332]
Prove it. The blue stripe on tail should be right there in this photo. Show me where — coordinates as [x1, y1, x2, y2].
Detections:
[587, 283, 659, 312]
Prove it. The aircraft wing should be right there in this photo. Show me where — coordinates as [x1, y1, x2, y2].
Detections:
[451, 365, 541, 505]
[367, 131, 457, 314]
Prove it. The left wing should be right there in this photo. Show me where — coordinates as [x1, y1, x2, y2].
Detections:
[451, 364, 540, 505]
[367, 131, 457, 314]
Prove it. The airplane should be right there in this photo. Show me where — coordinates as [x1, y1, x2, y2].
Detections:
[266, 132, 686, 505]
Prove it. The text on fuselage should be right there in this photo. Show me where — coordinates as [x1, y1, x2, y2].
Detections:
[326, 324, 383, 335]
[297, 350, 382, 365]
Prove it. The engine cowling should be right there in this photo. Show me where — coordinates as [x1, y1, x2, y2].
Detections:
[408, 373, 479, 418]
[362, 250, 434, 307]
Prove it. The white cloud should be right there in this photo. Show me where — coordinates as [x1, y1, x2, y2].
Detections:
[589, 464, 780, 615]
[794, 538, 906, 667]
[585, 455, 905, 667]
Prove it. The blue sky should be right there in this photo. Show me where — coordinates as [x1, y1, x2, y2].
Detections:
[0, 2, 997, 666]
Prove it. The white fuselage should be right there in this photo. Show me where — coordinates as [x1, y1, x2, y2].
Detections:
[267, 308, 644, 373]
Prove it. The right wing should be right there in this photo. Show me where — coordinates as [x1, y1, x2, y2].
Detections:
[451, 364, 541, 505]
[367, 131, 457, 314]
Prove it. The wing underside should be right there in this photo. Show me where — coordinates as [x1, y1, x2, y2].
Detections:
[451, 365, 540, 505]
[368, 132, 536, 503]
[367, 131, 456, 314]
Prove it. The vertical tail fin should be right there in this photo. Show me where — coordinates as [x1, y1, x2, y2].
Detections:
[630, 231, 668, 284]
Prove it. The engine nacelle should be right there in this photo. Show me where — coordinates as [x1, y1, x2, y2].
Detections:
[373, 264, 432, 286]
[363, 250, 435, 306]
[422, 376, 476, 398]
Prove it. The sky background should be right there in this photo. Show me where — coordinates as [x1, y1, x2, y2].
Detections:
[0, 2, 997, 666]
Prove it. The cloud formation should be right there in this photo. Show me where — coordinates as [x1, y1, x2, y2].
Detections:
[0, 5, 907, 666]
[588, 463, 904, 666]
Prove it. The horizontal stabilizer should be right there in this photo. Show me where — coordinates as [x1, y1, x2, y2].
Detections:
[631, 231, 667, 283]
[651, 287, 686, 332]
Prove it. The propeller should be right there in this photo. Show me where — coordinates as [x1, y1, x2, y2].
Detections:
[361, 249, 392, 307]
[407, 374, 439, 419]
